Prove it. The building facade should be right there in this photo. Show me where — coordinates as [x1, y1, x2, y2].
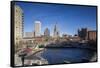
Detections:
[44, 28, 50, 37]
[78, 28, 88, 40]
[24, 32, 34, 38]
[78, 28, 97, 41]
[88, 31, 97, 41]
[34, 21, 41, 37]
[14, 5, 24, 47]
[53, 23, 59, 37]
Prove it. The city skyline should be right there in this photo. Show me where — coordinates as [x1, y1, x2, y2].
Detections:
[15, 2, 97, 36]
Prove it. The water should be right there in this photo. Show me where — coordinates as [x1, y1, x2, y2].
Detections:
[36, 48, 95, 64]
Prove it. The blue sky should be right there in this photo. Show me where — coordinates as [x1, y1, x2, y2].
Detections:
[15, 2, 97, 36]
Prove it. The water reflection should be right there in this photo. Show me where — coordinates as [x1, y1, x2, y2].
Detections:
[36, 48, 96, 64]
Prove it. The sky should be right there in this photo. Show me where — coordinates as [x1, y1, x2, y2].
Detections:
[15, 2, 97, 36]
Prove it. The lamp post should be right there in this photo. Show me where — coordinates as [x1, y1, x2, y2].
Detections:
[19, 52, 27, 66]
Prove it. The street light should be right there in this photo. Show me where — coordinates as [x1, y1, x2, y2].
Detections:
[19, 52, 27, 66]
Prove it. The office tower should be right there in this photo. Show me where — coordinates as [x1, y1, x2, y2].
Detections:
[34, 21, 41, 37]
[14, 5, 24, 46]
[44, 28, 50, 37]
[53, 23, 59, 37]
[78, 28, 88, 40]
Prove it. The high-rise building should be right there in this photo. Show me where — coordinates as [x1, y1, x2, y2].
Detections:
[34, 21, 41, 37]
[53, 23, 59, 37]
[44, 28, 50, 37]
[14, 5, 24, 46]
[78, 28, 97, 41]
[78, 28, 88, 40]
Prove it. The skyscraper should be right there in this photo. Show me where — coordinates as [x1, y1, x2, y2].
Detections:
[44, 28, 50, 37]
[34, 21, 41, 37]
[78, 28, 88, 40]
[14, 5, 24, 46]
[53, 23, 59, 37]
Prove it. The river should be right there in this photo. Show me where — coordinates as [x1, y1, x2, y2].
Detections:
[35, 48, 96, 64]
